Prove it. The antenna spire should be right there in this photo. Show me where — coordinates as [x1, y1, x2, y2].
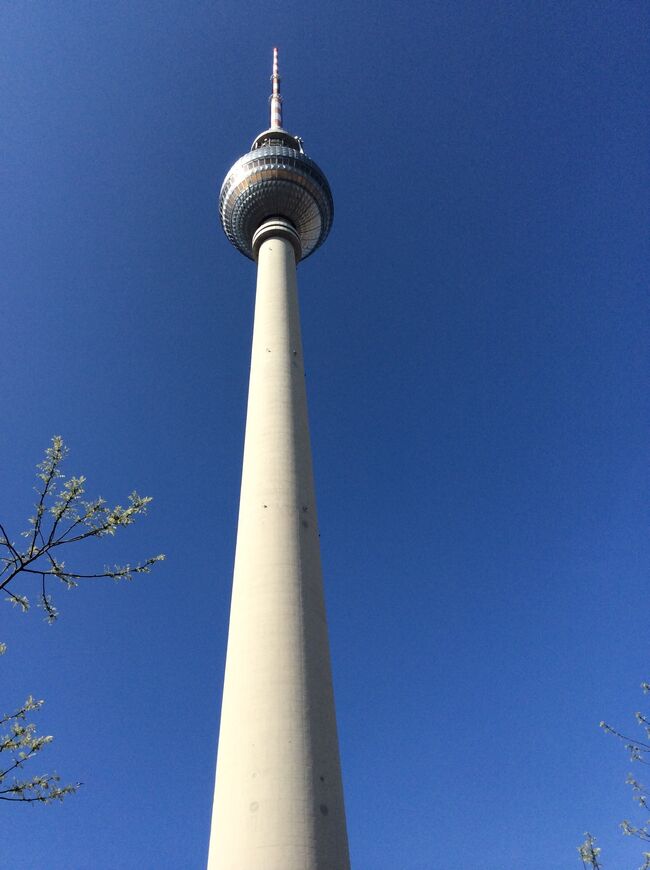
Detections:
[270, 47, 282, 129]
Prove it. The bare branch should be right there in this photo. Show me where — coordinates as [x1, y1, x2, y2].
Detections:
[0, 437, 163, 807]
[0, 438, 163, 620]
[578, 832, 603, 869]
[27, 436, 66, 559]
[0, 696, 79, 805]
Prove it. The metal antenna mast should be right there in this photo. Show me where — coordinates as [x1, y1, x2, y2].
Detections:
[270, 46, 282, 129]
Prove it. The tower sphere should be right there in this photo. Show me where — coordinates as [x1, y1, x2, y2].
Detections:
[219, 59, 333, 262]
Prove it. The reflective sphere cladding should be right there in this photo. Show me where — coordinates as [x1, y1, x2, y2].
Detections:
[220, 144, 334, 261]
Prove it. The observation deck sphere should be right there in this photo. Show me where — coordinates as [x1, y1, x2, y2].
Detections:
[219, 131, 334, 262]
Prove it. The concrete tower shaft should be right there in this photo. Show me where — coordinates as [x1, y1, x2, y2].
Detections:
[208, 52, 350, 869]
[208, 232, 349, 869]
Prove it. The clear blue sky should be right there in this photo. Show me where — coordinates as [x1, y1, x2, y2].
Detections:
[1, 2, 648, 868]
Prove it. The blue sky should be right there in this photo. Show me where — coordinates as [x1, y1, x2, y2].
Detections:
[1, 2, 648, 868]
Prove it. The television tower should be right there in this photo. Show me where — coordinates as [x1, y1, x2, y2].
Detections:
[208, 49, 350, 870]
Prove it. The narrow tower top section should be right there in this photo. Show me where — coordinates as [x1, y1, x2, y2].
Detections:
[219, 49, 334, 262]
[250, 47, 300, 151]
[270, 46, 282, 130]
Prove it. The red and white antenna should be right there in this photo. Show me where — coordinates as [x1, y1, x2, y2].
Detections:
[270, 46, 282, 129]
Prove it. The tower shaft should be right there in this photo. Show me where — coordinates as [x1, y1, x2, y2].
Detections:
[208, 226, 350, 870]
